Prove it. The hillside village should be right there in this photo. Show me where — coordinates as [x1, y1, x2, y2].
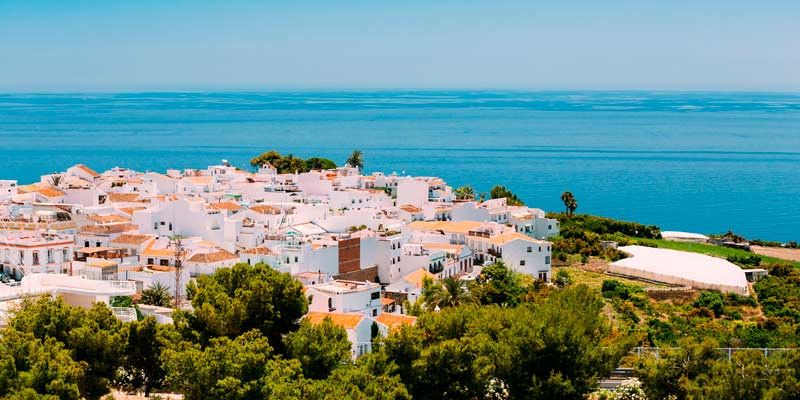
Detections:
[0, 159, 559, 357]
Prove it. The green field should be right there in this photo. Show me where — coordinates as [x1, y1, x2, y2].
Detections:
[634, 238, 800, 268]
[553, 265, 668, 289]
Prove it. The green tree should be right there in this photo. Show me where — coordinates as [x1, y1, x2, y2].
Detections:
[8, 296, 128, 400]
[560, 191, 578, 217]
[346, 150, 364, 171]
[489, 185, 524, 206]
[305, 157, 337, 170]
[472, 261, 525, 306]
[249, 150, 283, 169]
[453, 185, 476, 200]
[554, 269, 573, 287]
[284, 319, 351, 379]
[0, 330, 84, 400]
[175, 262, 308, 350]
[162, 330, 273, 400]
[139, 282, 173, 307]
[422, 277, 477, 311]
[116, 316, 166, 397]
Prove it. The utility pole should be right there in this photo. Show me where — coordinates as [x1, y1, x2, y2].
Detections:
[170, 235, 184, 309]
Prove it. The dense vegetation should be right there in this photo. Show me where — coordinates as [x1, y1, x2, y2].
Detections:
[249, 150, 338, 174]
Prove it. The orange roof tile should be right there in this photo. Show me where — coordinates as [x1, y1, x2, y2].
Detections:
[86, 214, 130, 224]
[186, 249, 238, 263]
[399, 204, 422, 213]
[108, 193, 141, 202]
[74, 164, 100, 178]
[240, 247, 273, 255]
[208, 201, 242, 211]
[249, 205, 281, 215]
[36, 186, 65, 198]
[304, 312, 364, 330]
[110, 234, 155, 246]
[486, 232, 543, 246]
[375, 313, 417, 330]
[403, 268, 436, 289]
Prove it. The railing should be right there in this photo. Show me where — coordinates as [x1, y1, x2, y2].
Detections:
[107, 281, 137, 292]
[628, 346, 799, 361]
[487, 248, 502, 257]
[468, 231, 490, 238]
[112, 307, 138, 322]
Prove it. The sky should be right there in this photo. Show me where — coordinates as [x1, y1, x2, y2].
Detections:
[0, 0, 798, 91]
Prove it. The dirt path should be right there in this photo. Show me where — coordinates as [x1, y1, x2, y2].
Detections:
[752, 245, 800, 262]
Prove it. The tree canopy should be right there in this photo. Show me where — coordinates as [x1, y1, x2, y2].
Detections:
[175, 262, 308, 349]
[249, 150, 337, 174]
[489, 185, 524, 206]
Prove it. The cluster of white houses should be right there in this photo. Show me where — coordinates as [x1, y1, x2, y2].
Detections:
[0, 162, 558, 357]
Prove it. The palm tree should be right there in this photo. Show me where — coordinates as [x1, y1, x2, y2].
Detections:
[49, 174, 62, 187]
[560, 191, 578, 217]
[424, 277, 477, 311]
[139, 282, 173, 307]
[478, 192, 487, 202]
[346, 150, 364, 171]
[454, 185, 476, 200]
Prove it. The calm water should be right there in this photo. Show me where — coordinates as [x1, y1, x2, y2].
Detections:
[1, 91, 798, 241]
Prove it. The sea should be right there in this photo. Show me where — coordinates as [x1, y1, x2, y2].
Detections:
[0, 91, 798, 242]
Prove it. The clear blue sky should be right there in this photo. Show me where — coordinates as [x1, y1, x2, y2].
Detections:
[1, 0, 798, 91]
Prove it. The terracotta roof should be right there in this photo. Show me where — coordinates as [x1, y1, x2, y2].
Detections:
[399, 204, 422, 213]
[184, 176, 214, 184]
[240, 247, 273, 255]
[421, 243, 465, 253]
[141, 241, 180, 257]
[107, 193, 141, 202]
[486, 232, 543, 246]
[304, 312, 364, 330]
[86, 214, 130, 224]
[36, 186, 65, 198]
[87, 259, 118, 268]
[208, 201, 242, 211]
[74, 164, 100, 178]
[118, 206, 146, 216]
[249, 205, 281, 215]
[403, 268, 436, 289]
[16, 184, 40, 194]
[186, 249, 238, 263]
[375, 313, 417, 330]
[407, 221, 485, 234]
[80, 223, 136, 234]
[380, 297, 395, 305]
[111, 234, 155, 246]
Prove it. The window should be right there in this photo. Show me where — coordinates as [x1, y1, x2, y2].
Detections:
[545, 256, 551, 264]
[160, 221, 166, 226]
[84, 241, 89, 247]
[538, 246, 541, 252]
[154, 222, 158, 230]
[63, 248, 69, 260]
[160, 259, 169, 266]
[147, 258, 154, 265]
[520, 260, 526, 266]
[371, 292, 380, 300]
[32, 251, 39, 265]
[328, 298, 334, 310]
[294, 256, 298, 262]
[47, 250, 53, 263]
[538, 272, 547, 281]
[168, 223, 173, 230]
[96, 242, 101, 247]
[372, 308, 377, 317]
[527, 246, 532, 253]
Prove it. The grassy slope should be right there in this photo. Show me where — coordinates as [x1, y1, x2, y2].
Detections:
[553, 265, 667, 289]
[634, 238, 800, 268]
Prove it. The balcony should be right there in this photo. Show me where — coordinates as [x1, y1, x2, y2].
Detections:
[468, 231, 490, 239]
[487, 248, 502, 258]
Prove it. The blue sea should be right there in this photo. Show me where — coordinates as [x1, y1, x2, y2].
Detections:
[0, 91, 798, 241]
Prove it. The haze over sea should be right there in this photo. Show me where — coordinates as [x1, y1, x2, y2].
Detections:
[1, 91, 798, 241]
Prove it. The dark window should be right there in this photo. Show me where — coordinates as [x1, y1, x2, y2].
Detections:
[371, 292, 380, 300]
[520, 260, 526, 266]
[527, 246, 532, 253]
[160, 259, 169, 266]
[84, 241, 89, 247]
[147, 258, 154, 265]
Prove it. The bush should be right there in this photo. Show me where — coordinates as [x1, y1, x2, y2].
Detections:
[694, 291, 725, 317]
[554, 269, 573, 287]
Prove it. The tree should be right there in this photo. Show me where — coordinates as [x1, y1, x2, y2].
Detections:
[560, 191, 578, 217]
[0, 330, 84, 400]
[284, 319, 352, 379]
[472, 261, 525, 306]
[383, 285, 633, 400]
[116, 316, 166, 397]
[139, 281, 173, 307]
[162, 330, 273, 400]
[249, 150, 283, 169]
[554, 269, 573, 287]
[175, 262, 308, 350]
[305, 157, 337, 171]
[489, 185, 524, 206]
[453, 185, 476, 200]
[422, 277, 477, 311]
[346, 150, 364, 171]
[8, 296, 128, 400]
[49, 174, 62, 187]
